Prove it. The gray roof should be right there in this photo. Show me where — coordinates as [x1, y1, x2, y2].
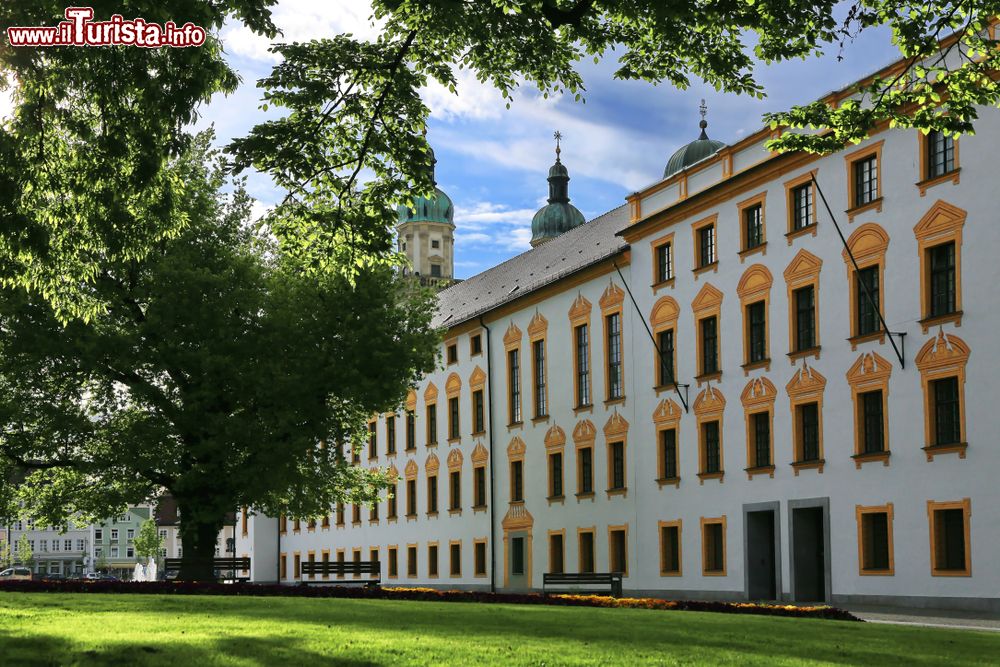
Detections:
[434, 205, 630, 329]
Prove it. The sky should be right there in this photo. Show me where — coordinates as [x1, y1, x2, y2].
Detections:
[2, 3, 902, 279]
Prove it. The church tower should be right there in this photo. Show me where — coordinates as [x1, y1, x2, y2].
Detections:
[397, 146, 455, 286]
[530, 131, 586, 247]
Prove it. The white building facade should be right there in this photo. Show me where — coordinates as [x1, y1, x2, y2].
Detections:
[238, 51, 1000, 612]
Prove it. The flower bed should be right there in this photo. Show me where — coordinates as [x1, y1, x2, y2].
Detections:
[0, 580, 859, 621]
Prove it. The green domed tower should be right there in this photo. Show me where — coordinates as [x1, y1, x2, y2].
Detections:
[530, 131, 586, 248]
[397, 146, 455, 283]
[663, 99, 726, 179]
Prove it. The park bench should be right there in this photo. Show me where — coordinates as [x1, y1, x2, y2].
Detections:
[300, 560, 381, 586]
[162, 557, 251, 582]
[542, 572, 623, 597]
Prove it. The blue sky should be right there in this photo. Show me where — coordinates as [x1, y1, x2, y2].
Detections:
[3, 3, 902, 279]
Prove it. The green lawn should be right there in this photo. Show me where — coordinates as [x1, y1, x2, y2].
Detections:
[0, 592, 997, 666]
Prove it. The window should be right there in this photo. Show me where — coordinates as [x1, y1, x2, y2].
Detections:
[925, 130, 956, 179]
[446, 343, 458, 364]
[510, 460, 524, 502]
[126, 528, 135, 540]
[916, 332, 969, 458]
[431, 239, 440, 249]
[426, 403, 437, 446]
[928, 499, 971, 576]
[335, 503, 345, 526]
[791, 183, 813, 231]
[574, 324, 591, 406]
[750, 412, 771, 468]
[605, 313, 623, 400]
[352, 504, 361, 525]
[293, 553, 301, 579]
[931, 377, 961, 446]
[511, 537, 525, 575]
[855, 265, 880, 337]
[699, 316, 719, 375]
[473, 465, 487, 508]
[860, 390, 885, 454]
[797, 402, 820, 462]
[659, 521, 682, 576]
[927, 242, 956, 318]
[449, 542, 462, 576]
[507, 349, 522, 424]
[407, 545, 418, 577]
[448, 397, 460, 440]
[472, 389, 485, 434]
[449, 470, 461, 511]
[743, 203, 764, 250]
[701, 421, 721, 474]
[656, 241, 673, 283]
[577, 446, 593, 495]
[382, 418, 392, 457]
[388, 547, 398, 578]
[532, 339, 547, 417]
[659, 428, 678, 481]
[548, 451, 563, 499]
[702, 518, 726, 575]
[406, 479, 417, 517]
[400, 410, 417, 454]
[746, 301, 767, 364]
[608, 441, 625, 491]
[474, 540, 487, 577]
[95, 528, 103, 541]
[549, 532, 564, 574]
[852, 155, 878, 207]
[428, 544, 439, 577]
[697, 223, 716, 268]
[369, 500, 379, 522]
[279, 553, 287, 580]
[470, 333, 482, 356]
[657, 329, 675, 387]
[427, 473, 438, 515]
[609, 527, 628, 575]
[857, 505, 894, 575]
[110, 529, 119, 540]
[430, 264, 442, 277]
[387, 484, 397, 519]
[578, 530, 595, 574]
[793, 285, 816, 352]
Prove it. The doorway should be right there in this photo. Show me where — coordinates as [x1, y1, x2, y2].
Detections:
[790, 501, 829, 603]
[744, 501, 780, 601]
[746, 510, 777, 599]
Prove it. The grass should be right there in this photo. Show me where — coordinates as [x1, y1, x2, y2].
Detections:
[0, 592, 998, 666]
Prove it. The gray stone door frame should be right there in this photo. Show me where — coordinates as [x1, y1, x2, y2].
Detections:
[743, 501, 782, 601]
[787, 496, 831, 603]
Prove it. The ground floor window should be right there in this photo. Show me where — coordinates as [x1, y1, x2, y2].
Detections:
[549, 533, 564, 574]
[701, 517, 726, 576]
[928, 499, 971, 576]
[659, 521, 681, 576]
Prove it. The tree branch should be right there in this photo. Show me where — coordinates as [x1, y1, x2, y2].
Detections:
[539, 0, 597, 28]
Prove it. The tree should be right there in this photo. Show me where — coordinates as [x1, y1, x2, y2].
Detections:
[367, 1, 999, 152]
[0, 1, 279, 321]
[134, 519, 163, 564]
[0, 133, 439, 580]
[0, 539, 11, 569]
[16, 533, 32, 569]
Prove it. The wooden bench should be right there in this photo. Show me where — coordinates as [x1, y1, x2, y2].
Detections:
[300, 560, 381, 586]
[162, 557, 251, 582]
[542, 572, 623, 597]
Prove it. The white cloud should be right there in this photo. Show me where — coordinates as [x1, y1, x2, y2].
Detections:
[221, 0, 382, 63]
[250, 199, 274, 222]
[453, 201, 536, 252]
[437, 94, 662, 192]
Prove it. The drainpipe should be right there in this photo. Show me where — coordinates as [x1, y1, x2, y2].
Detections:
[479, 316, 497, 594]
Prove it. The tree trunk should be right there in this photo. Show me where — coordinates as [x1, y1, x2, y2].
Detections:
[176, 500, 225, 582]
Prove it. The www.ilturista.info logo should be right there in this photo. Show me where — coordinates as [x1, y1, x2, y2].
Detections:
[6, 7, 206, 48]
